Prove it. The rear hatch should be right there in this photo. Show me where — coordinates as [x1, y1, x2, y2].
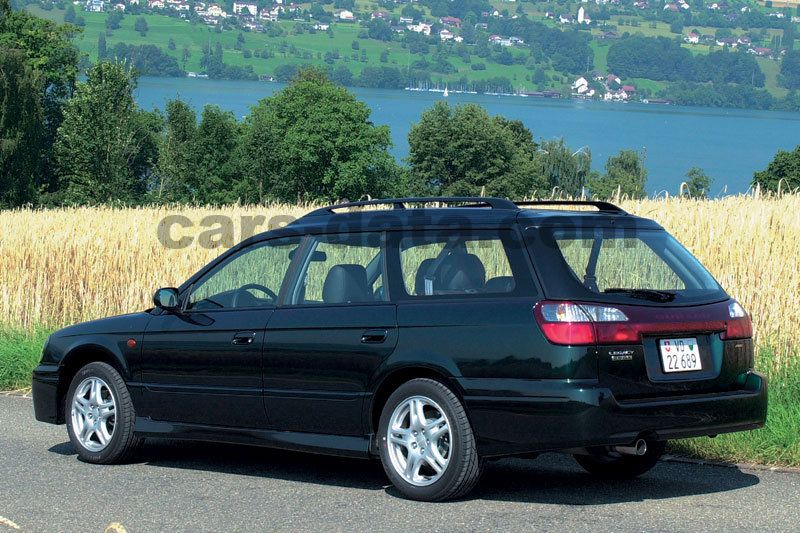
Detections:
[525, 220, 754, 399]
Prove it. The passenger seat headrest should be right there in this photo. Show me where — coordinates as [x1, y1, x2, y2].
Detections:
[322, 265, 371, 304]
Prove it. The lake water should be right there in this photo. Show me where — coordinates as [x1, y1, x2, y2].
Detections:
[135, 76, 800, 195]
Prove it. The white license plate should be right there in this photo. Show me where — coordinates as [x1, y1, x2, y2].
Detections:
[659, 338, 702, 373]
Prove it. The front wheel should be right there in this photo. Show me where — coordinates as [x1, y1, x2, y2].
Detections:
[378, 378, 482, 501]
[574, 440, 666, 479]
[65, 362, 138, 464]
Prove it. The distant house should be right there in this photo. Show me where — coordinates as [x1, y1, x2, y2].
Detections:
[633, 0, 648, 9]
[716, 37, 738, 47]
[509, 36, 524, 45]
[685, 31, 700, 44]
[86, 0, 106, 11]
[559, 14, 575, 24]
[147, 0, 163, 9]
[205, 3, 225, 17]
[440, 16, 462, 27]
[606, 74, 621, 85]
[371, 11, 389, 20]
[233, 2, 258, 17]
[439, 29, 454, 41]
[751, 47, 773, 57]
[399, 16, 414, 24]
[577, 6, 591, 24]
[622, 85, 636, 94]
[488, 34, 502, 43]
[737, 36, 752, 46]
[113, 2, 125, 11]
[336, 9, 355, 21]
[314, 23, 329, 31]
[407, 22, 432, 35]
[602, 30, 619, 39]
[663, 3, 679, 12]
[475, 22, 488, 29]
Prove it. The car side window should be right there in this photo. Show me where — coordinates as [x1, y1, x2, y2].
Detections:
[399, 232, 518, 297]
[186, 237, 302, 310]
[289, 233, 386, 305]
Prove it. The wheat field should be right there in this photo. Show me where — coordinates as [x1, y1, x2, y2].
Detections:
[1, 196, 798, 372]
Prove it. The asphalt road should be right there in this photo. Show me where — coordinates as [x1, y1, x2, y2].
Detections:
[1, 395, 798, 532]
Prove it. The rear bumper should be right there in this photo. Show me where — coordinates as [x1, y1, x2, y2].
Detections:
[32, 364, 61, 424]
[458, 371, 767, 457]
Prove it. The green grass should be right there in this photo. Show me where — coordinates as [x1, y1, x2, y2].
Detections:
[0, 328, 50, 390]
[671, 345, 800, 466]
[0, 324, 797, 466]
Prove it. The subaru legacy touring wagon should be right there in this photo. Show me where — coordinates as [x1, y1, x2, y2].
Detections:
[32, 197, 767, 501]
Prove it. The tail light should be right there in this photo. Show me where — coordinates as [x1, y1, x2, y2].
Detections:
[722, 300, 752, 340]
[534, 299, 751, 346]
[534, 301, 629, 346]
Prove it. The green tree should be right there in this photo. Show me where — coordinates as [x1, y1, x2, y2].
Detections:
[97, 32, 107, 59]
[0, 49, 43, 207]
[154, 99, 197, 202]
[683, 167, 713, 198]
[187, 105, 240, 204]
[168, 38, 176, 51]
[408, 102, 543, 197]
[0, 0, 80, 200]
[64, 4, 76, 24]
[106, 10, 123, 31]
[780, 50, 800, 90]
[53, 62, 161, 204]
[134, 16, 148, 36]
[752, 145, 800, 192]
[236, 67, 403, 202]
[589, 149, 648, 199]
[531, 139, 591, 197]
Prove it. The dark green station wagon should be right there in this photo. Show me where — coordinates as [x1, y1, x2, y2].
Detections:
[33, 198, 767, 501]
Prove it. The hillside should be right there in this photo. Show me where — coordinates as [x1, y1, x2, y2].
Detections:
[25, 0, 800, 108]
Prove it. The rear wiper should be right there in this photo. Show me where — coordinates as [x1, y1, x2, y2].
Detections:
[603, 288, 676, 302]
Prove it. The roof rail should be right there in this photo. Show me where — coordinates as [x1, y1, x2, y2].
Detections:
[515, 200, 627, 214]
[304, 196, 518, 217]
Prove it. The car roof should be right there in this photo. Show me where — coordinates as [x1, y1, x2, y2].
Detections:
[261, 197, 661, 241]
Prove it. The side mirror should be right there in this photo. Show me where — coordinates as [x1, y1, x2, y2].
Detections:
[153, 287, 180, 311]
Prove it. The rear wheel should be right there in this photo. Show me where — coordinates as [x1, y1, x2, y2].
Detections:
[378, 378, 482, 501]
[574, 440, 666, 479]
[65, 362, 138, 464]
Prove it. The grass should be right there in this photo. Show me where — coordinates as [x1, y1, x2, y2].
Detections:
[1, 196, 799, 465]
[0, 328, 50, 390]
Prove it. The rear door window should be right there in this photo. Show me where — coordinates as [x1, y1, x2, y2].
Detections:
[287, 233, 386, 305]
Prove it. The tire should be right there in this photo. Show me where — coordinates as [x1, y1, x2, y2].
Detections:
[378, 378, 482, 501]
[574, 440, 666, 479]
[65, 362, 139, 464]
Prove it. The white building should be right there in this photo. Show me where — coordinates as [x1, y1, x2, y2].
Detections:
[233, 2, 258, 16]
[337, 9, 355, 21]
[407, 22, 432, 35]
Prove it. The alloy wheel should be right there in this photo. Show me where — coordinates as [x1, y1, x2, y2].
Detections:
[70, 377, 117, 452]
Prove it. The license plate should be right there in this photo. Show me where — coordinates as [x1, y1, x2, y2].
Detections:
[659, 338, 702, 373]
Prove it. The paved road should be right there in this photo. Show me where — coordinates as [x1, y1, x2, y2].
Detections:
[1, 395, 798, 532]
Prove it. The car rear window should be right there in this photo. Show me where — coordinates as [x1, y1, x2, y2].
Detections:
[529, 227, 727, 305]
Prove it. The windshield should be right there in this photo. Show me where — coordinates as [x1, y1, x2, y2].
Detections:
[529, 227, 727, 306]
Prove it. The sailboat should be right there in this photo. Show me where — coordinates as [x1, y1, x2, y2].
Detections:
[443, 86, 449, 97]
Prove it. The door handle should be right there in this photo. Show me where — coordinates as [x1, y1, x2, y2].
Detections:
[231, 332, 256, 345]
[361, 329, 388, 344]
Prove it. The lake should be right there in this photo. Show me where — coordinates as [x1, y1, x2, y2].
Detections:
[135, 76, 800, 195]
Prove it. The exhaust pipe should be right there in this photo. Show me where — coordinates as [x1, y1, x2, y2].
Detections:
[611, 439, 648, 456]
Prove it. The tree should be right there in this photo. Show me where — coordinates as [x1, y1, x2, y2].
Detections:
[134, 16, 148, 36]
[53, 62, 161, 204]
[236, 67, 403, 203]
[780, 50, 800, 90]
[531, 139, 591, 196]
[187, 105, 240, 204]
[752, 145, 800, 192]
[168, 37, 176, 51]
[154, 99, 197, 202]
[683, 167, 713, 198]
[0, 49, 43, 207]
[97, 33, 107, 59]
[106, 11, 123, 31]
[589, 149, 648, 199]
[0, 0, 80, 200]
[64, 4, 76, 24]
[408, 102, 544, 197]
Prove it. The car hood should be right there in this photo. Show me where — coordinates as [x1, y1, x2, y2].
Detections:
[52, 312, 153, 338]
